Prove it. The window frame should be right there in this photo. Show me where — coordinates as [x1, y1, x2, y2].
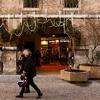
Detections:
[23, 0, 39, 8]
[22, 0, 40, 13]
[63, 0, 81, 14]
[64, 0, 79, 8]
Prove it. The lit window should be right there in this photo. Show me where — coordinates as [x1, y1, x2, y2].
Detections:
[24, 0, 38, 8]
[64, 0, 78, 8]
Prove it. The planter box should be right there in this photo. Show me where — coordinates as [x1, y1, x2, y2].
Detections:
[79, 65, 100, 79]
[60, 69, 89, 82]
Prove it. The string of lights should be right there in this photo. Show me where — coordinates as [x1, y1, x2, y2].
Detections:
[0, 0, 99, 37]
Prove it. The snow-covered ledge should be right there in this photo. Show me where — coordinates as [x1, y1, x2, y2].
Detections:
[2, 46, 17, 74]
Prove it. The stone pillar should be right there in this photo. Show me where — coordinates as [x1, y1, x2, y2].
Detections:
[74, 49, 88, 68]
[2, 46, 17, 74]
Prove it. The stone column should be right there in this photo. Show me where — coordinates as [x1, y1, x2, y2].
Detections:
[2, 46, 17, 74]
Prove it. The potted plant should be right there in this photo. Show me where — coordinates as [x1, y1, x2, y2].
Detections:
[59, 20, 89, 81]
[79, 17, 100, 79]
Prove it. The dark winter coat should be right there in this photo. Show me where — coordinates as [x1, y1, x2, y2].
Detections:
[23, 56, 36, 78]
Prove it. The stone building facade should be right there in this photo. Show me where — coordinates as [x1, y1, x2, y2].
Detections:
[0, 0, 100, 74]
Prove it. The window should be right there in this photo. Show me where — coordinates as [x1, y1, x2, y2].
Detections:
[24, 0, 38, 8]
[64, 0, 78, 8]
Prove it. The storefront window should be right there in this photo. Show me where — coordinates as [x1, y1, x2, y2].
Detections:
[41, 38, 71, 65]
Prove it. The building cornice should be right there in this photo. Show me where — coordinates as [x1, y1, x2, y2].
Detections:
[0, 14, 100, 19]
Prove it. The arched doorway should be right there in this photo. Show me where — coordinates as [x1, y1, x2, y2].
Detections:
[16, 32, 41, 68]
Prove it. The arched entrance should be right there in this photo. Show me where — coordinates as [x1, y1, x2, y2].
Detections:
[17, 33, 71, 66]
[17, 32, 41, 57]
[16, 32, 41, 73]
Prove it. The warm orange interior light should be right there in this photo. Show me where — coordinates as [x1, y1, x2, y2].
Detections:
[41, 40, 48, 45]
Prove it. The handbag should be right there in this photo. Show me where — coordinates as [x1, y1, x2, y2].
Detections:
[17, 79, 28, 87]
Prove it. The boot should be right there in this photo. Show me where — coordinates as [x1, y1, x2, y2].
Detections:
[24, 89, 30, 93]
[36, 93, 43, 99]
[24, 85, 30, 93]
[16, 91, 23, 98]
[16, 94, 23, 98]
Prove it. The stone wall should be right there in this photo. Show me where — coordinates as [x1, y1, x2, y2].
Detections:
[0, 0, 100, 15]
[74, 48, 88, 67]
[0, 0, 21, 14]
[42, 0, 62, 14]
[74, 45, 100, 68]
[81, 0, 100, 14]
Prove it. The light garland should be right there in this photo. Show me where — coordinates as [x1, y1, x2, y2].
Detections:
[0, 24, 3, 28]
[14, 22, 25, 37]
[12, 17, 68, 37]
[7, 14, 10, 29]
[0, 0, 97, 38]
[26, 20, 37, 32]
[20, 12, 22, 26]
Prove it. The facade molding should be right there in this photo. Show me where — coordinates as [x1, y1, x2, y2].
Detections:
[0, 14, 100, 19]
[2, 46, 17, 51]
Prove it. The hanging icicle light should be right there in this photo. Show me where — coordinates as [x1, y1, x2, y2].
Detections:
[7, 14, 10, 29]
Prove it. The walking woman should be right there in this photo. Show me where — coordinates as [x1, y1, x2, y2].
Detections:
[16, 49, 43, 99]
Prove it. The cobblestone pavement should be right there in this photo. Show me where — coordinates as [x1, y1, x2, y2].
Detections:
[0, 74, 100, 100]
